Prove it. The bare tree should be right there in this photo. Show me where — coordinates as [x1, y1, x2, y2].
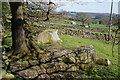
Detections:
[86, 17, 92, 26]
[112, 14, 119, 26]
[45, 0, 56, 21]
[76, 12, 91, 25]
[108, 0, 113, 41]
[100, 16, 109, 26]
[25, 0, 56, 21]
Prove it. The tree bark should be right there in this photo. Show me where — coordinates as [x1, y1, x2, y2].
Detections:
[9, 2, 28, 52]
[108, 0, 113, 41]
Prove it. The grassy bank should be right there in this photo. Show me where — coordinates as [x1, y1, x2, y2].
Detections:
[39, 34, 118, 78]
[56, 35, 118, 78]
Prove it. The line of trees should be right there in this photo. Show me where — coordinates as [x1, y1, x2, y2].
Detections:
[76, 12, 92, 26]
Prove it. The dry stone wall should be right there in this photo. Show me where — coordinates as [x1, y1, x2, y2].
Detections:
[58, 28, 118, 41]
[8, 45, 96, 79]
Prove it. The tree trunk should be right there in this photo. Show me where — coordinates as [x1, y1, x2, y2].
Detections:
[82, 21, 84, 25]
[9, 2, 28, 52]
[108, 0, 113, 41]
[45, 11, 50, 21]
[45, 1, 51, 21]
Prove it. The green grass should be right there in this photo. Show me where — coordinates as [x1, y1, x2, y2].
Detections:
[50, 22, 73, 26]
[50, 18, 60, 21]
[50, 18, 118, 30]
[90, 24, 117, 29]
[39, 34, 118, 78]
[50, 18, 72, 23]
[40, 34, 118, 65]
[48, 23, 112, 36]
[90, 24, 107, 28]
[64, 19, 72, 23]
[49, 18, 117, 30]
[2, 17, 119, 78]
[56, 35, 118, 78]
[76, 23, 117, 29]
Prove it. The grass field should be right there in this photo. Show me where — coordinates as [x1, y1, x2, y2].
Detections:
[2, 17, 119, 79]
[90, 24, 117, 29]
[59, 35, 119, 78]
[50, 18, 118, 30]
[76, 23, 117, 29]
[58, 34, 118, 59]
[41, 34, 119, 78]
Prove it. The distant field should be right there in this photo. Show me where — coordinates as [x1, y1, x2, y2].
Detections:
[77, 23, 117, 29]
[90, 24, 117, 29]
[50, 18, 118, 30]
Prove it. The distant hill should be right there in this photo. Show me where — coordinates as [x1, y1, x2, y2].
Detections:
[64, 11, 117, 19]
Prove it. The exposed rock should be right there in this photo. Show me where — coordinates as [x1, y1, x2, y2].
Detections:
[95, 57, 111, 66]
[71, 21, 76, 25]
[36, 29, 62, 44]
[8, 45, 96, 79]
[58, 28, 118, 41]
[42, 45, 96, 71]
[4, 44, 112, 79]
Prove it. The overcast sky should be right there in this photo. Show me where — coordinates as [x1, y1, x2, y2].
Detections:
[55, 1, 119, 14]
[2, 0, 119, 14]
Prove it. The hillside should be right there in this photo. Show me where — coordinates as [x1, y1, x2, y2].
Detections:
[1, 2, 119, 79]
[64, 11, 118, 19]
[2, 16, 119, 79]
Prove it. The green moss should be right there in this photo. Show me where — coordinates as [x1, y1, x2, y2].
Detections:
[3, 37, 12, 42]
[2, 31, 12, 37]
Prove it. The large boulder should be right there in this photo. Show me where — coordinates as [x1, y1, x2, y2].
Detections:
[36, 29, 62, 44]
[95, 57, 111, 66]
[71, 21, 76, 25]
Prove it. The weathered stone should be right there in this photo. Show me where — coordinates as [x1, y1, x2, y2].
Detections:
[62, 56, 76, 64]
[58, 28, 118, 41]
[18, 68, 38, 79]
[71, 21, 76, 25]
[7, 45, 97, 79]
[36, 29, 62, 44]
[46, 62, 68, 73]
[51, 73, 64, 79]
[95, 57, 111, 66]
[68, 65, 79, 71]
[39, 74, 50, 79]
